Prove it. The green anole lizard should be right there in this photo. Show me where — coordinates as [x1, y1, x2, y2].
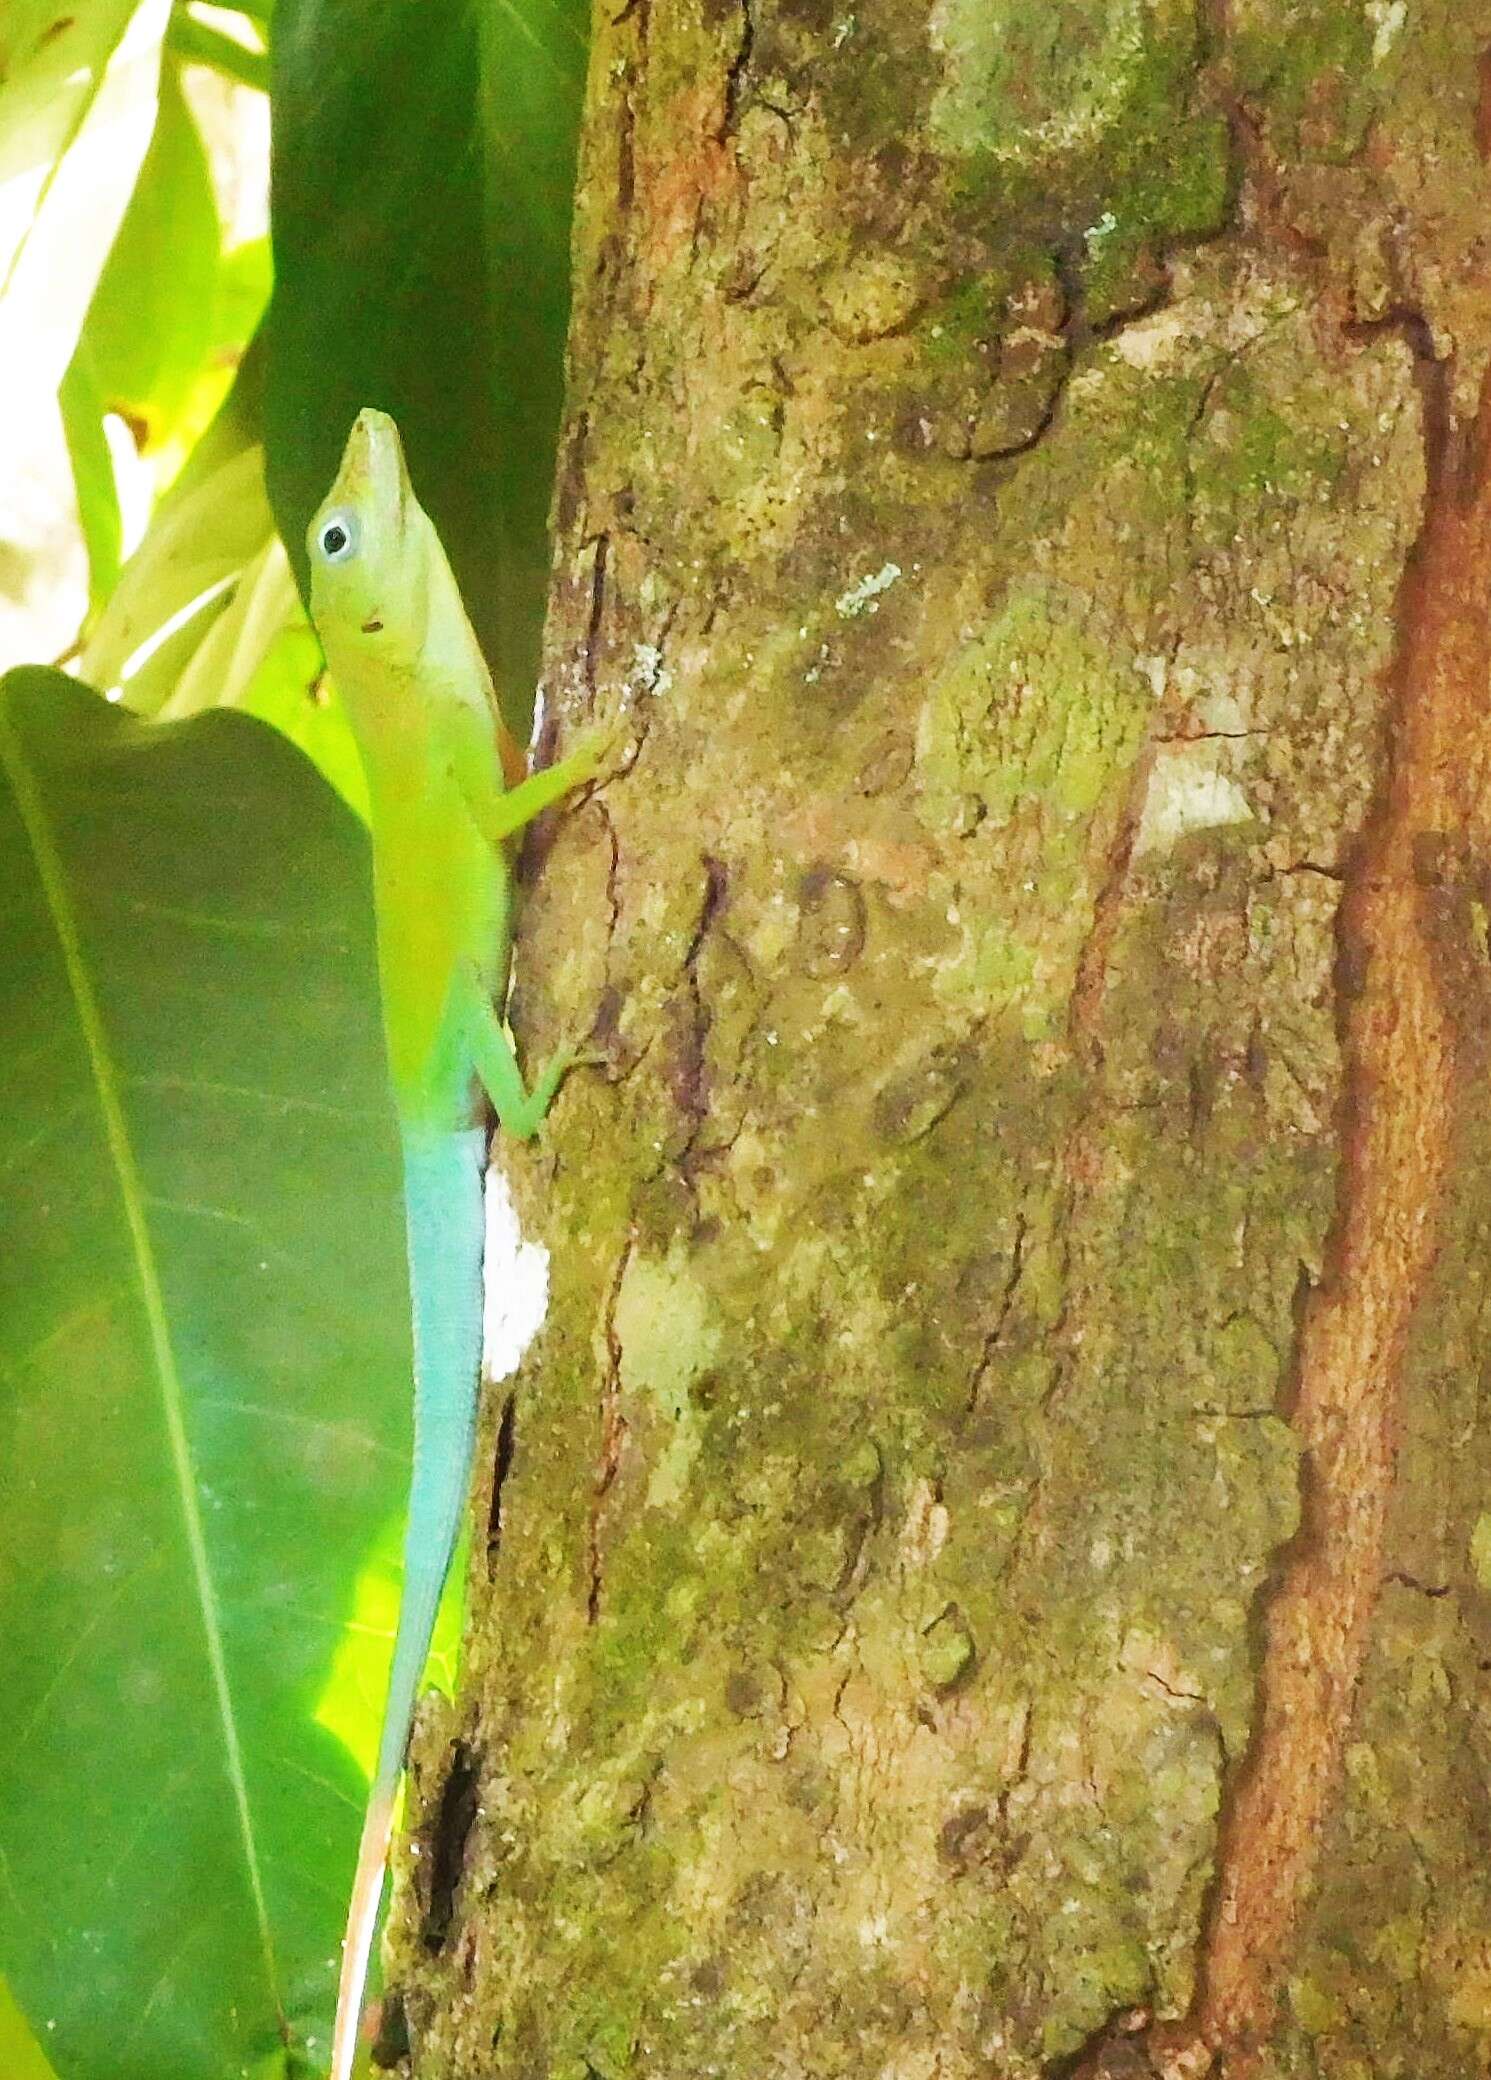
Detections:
[307, 409, 600, 2080]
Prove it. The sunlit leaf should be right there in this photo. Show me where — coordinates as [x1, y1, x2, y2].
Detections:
[158, 530, 298, 716]
[57, 354, 124, 615]
[129, 239, 272, 492]
[313, 1522, 463, 1789]
[57, 55, 224, 609]
[237, 637, 368, 823]
[0, 1975, 60, 2080]
[74, 324, 269, 705]
[0, 0, 168, 666]
[164, 317, 265, 503]
[0, 667, 410, 2079]
[265, 0, 589, 733]
[0, 0, 169, 379]
[80, 442, 271, 696]
[156, 533, 368, 817]
[167, 4, 269, 92]
[70, 59, 220, 446]
[0, 0, 146, 268]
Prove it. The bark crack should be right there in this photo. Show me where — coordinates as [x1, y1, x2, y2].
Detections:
[675, 855, 729, 1180]
[720, 0, 754, 139]
[613, 0, 648, 223]
[1069, 733, 1162, 1066]
[964, 1212, 1029, 1418]
[484, 1391, 519, 1571]
[583, 533, 611, 707]
[419, 1739, 481, 1956]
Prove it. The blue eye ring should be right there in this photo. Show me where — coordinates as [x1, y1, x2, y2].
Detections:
[316, 508, 360, 563]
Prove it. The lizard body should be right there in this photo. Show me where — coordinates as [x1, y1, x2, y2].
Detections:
[307, 409, 597, 2080]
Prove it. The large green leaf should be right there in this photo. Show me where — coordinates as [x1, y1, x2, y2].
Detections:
[265, 0, 589, 732]
[0, 670, 409, 2078]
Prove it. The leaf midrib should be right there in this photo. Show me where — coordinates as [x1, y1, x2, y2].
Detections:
[0, 695, 282, 2025]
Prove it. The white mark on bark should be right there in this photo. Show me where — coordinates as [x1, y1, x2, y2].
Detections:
[482, 1163, 550, 1381]
[1134, 743, 1255, 856]
[835, 563, 903, 618]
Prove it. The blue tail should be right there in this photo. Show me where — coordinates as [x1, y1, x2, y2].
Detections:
[375, 1124, 487, 1800]
[330, 1124, 486, 2080]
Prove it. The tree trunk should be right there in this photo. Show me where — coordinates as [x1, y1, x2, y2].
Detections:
[384, 4, 1491, 2075]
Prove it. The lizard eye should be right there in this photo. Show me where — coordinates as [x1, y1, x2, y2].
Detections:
[316, 509, 360, 563]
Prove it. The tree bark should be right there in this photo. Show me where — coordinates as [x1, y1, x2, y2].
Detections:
[386, 3, 1491, 2075]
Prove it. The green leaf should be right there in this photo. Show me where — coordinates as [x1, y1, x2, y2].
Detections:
[79, 443, 273, 697]
[67, 57, 220, 447]
[74, 328, 269, 704]
[0, 0, 148, 270]
[0, 669, 409, 2079]
[0, 0, 169, 388]
[157, 533, 300, 719]
[160, 317, 268, 507]
[58, 54, 226, 612]
[265, 0, 589, 734]
[156, 534, 369, 819]
[216, 238, 275, 368]
[166, 4, 269, 92]
[0, 1975, 61, 2080]
[235, 633, 368, 824]
[74, 427, 366, 814]
[58, 352, 124, 615]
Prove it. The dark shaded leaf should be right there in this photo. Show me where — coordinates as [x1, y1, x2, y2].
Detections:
[265, 0, 589, 732]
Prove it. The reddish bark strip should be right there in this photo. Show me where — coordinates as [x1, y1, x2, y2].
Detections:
[1148, 352, 1491, 2076]
[587, 1234, 634, 1623]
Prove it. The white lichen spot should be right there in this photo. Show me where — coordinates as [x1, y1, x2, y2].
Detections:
[835, 562, 903, 618]
[630, 641, 673, 697]
[1136, 652, 1170, 700]
[483, 1165, 550, 1380]
[1110, 304, 1189, 370]
[615, 1245, 721, 1508]
[1135, 743, 1256, 857]
[1366, 0, 1406, 64]
[900, 1477, 950, 1567]
[1084, 209, 1118, 253]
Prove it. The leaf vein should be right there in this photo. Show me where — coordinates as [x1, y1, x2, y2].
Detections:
[0, 700, 285, 2021]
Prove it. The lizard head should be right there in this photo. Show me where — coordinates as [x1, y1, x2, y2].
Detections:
[307, 407, 423, 660]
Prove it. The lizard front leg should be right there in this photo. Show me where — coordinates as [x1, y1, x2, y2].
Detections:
[459, 733, 609, 849]
[461, 976, 575, 1140]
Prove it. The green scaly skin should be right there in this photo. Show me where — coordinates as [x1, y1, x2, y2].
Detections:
[307, 410, 600, 2080]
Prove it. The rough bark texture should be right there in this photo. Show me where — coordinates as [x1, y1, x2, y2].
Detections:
[384, 3, 1491, 2076]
